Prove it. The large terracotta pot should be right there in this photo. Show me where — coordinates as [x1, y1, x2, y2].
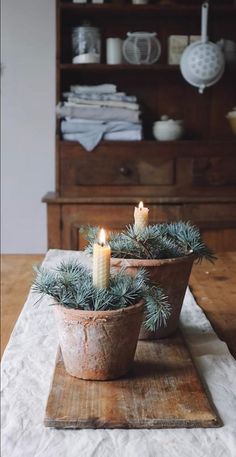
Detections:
[111, 254, 195, 339]
[53, 300, 144, 380]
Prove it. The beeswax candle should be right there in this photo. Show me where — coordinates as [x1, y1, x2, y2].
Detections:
[93, 228, 111, 289]
[134, 201, 149, 231]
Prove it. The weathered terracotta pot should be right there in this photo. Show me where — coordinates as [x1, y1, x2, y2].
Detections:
[53, 300, 144, 380]
[111, 254, 195, 339]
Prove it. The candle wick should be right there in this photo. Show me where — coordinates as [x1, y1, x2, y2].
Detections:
[100, 242, 105, 247]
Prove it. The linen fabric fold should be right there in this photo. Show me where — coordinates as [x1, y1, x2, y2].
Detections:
[70, 83, 117, 94]
[63, 91, 137, 102]
[56, 103, 141, 123]
[62, 120, 142, 151]
[66, 97, 140, 111]
[61, 119, 142, 134]
[58, 84, 143, 150]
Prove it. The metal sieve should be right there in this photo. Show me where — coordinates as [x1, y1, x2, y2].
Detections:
[123, 32, 161, 65]
[180, 2, 225, 94]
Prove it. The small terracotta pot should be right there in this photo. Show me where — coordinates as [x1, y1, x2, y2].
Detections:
[111, 254, 195, 339]
[53, 300, 144, 380]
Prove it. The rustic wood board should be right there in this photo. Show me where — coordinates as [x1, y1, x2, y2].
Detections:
[190, 251, 236, 359]
[44, 331, 221, 429]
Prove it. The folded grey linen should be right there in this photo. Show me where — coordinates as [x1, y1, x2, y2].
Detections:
[63, 92, 137, 102]
[104, 130, 142, 141]
[56, 103, 140, 123]
[61, 120, 141, 134]
[67, 97, 140, 111]
[70, 84, 117, 94]
[62, 121, 142, 151]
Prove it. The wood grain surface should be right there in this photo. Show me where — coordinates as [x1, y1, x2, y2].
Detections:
[2, 253, 236, 360]
[190, 251, 236, 359]
[44, 331, 221, 429]
[1, 254, 44, 358]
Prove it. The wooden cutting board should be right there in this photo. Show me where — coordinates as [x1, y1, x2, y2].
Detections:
[44, 331, 221, 429]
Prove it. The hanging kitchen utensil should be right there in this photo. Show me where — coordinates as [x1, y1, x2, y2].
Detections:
[180, 2, 225, 94]
[123, 32, 161, 65]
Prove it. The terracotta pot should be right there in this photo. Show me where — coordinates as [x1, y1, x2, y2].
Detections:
[53, 300, 144, 380]
[111, 254, 195, 339]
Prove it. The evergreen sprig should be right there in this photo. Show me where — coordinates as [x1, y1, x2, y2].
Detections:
[144, 286, 171, 331]
[84, 221, 215, 262]
[32, 259, 171, 331]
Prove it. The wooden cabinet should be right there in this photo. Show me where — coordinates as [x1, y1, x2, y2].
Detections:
[43, 0, 236, 251]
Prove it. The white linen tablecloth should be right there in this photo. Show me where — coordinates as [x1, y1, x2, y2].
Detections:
[1, 249, 236, 457]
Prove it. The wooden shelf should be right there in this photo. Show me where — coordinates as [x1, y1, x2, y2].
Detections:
[59, 139, 236, 156]
[60, 3, 236, 17]
[60, 63, 179, 71]
[60, 63, 236, 74]
[42, 191, 236, 205]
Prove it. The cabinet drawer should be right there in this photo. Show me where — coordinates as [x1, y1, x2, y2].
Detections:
[61, 203, 182, 250]
[183, 203, 236, 227]
[193, 157, 236, 186]
[59, 142, 175, 195]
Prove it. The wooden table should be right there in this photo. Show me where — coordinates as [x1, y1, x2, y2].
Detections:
[1, 254, 44, 357]
[1, 252, 236, 359]
[190, 251, 236, 359]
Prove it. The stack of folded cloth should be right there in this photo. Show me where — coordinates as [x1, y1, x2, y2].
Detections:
[56, 83, 142, 151]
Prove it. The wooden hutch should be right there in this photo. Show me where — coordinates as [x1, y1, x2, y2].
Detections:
[43, 0, 236, 251]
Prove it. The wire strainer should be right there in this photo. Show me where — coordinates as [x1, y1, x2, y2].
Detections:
[180, 2, 225, 94]
[123, 32, 161, 65]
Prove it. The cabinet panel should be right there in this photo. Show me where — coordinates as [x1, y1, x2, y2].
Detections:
[44, 199, 236, 251]
[183, 203, 236, 226]
[193, 157, 236, 186]
[60, 143, 175, 193]
[61, 203, 182, 250]
[201, 229, 236, 252]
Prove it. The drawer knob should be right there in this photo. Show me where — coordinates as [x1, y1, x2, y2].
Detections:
[119, 166, 131, 176]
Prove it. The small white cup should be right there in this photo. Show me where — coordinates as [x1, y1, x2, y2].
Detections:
[106, 38, 123, 65]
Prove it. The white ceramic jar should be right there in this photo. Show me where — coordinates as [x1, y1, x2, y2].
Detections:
[153, 115, 184, 141]
[106, 38, 123, 64]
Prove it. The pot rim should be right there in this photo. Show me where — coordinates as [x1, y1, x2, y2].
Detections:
[110, 252, 196, 267]
[53, 299, 144, 320]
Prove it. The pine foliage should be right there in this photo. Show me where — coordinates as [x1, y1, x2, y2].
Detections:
[84, 221, 215, 262]
[32, 260, 170, 331]
[144, 285, 171, 331]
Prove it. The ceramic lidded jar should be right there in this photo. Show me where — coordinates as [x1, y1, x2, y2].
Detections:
[153, 115, 184, 141]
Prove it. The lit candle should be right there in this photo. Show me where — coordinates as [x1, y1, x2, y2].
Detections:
[93, 228, 111, 289]
[134, 201, 149, 231]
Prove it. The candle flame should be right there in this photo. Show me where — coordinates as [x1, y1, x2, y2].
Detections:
[138, 201, 144, 210]
[99, 228, 106, 246]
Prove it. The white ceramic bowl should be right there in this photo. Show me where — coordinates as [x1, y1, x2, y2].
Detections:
[153, 119, 184, 141]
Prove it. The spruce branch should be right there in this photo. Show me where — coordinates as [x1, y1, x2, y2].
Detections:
[123, 225, 154, 259]
[32, 259, 145, 312]
[83, 221, 215, 262]
[32, 260, 172, 330]
[165, 221, 216, 262]
[144, 285, 172, 332]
